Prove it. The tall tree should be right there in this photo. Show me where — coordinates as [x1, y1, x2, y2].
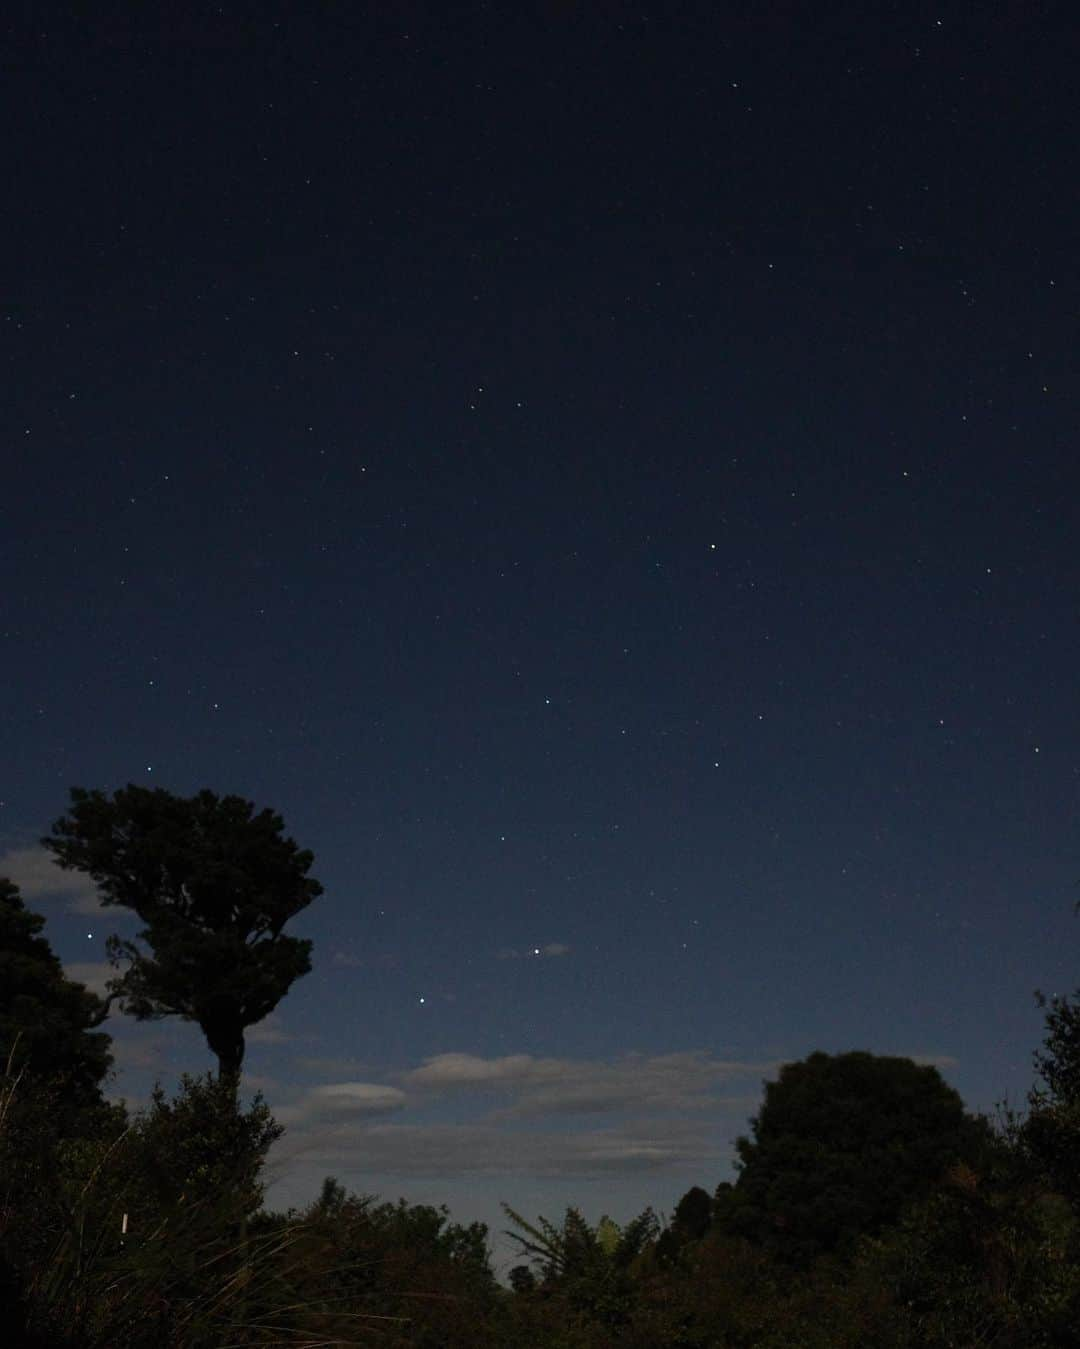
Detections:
[43, 786, 321, 1083]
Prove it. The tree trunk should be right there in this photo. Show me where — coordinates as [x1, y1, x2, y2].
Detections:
[204, 1018, 245, 1087]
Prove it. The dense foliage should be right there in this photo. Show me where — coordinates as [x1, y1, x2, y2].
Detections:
[712, 1049, 998, 1267]
[43, 786, 321, 1080]
[5, 792, 1080, 1344]
[2, 996, 1080, 1347]
[0, 877, 113, 1120]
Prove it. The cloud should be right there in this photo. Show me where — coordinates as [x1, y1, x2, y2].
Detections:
[402, 1050, 769, 1117]
[495, 942, 571, 960]
[274, 1081, 408, 1127]
[405, 1053, 555, 1087]
[274, 1116, 726, 1180]
[0, 845, 105, 915]
[246, 1014, 300, 1045]
[263, 1049, 767, 1189]
[295, 1056, 372, 1077]
[63, 961, 115, 997]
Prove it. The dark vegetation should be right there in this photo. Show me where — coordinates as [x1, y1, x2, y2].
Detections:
[44, 786, 321, 1084]
[3, 785, 1080, 1344]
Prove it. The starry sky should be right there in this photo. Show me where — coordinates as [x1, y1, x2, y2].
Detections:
[4, 1, 1080, 1274]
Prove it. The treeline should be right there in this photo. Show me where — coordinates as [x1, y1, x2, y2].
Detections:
[3, 786, 1080, 1345]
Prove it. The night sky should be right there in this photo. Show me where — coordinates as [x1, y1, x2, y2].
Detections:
[4, 1, 1080, 1274]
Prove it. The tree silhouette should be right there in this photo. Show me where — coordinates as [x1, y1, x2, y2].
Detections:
[1032, 988, 1080, 1107]
[1013, 989, 1080, 1211]
[655, 1185, 713, 1265]
[0, 876, 112, 1121]
[714, 1050, 996, 1267]
[43, 786, 321, 1083]
[0, 877, 120, 1329]
[671, 1185, 713, 1241]
[502, 1203, 658, 1328]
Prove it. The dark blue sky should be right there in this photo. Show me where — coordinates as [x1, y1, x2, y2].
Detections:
[4, 1, 1079, 1271]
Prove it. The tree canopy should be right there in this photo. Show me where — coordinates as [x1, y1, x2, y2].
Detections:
[1011, 988, 1080, 1212]
[0, 875, 112, 1118]
[42, 785, 322, 1081]
[714, 1049, 996, 1267]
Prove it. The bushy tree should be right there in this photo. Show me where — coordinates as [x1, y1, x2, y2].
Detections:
[5, 1072, 290, 1349]
[271, 1178, 498, 1347]
[0, 875, 123, 1337]
[714, 1050, 996, 1267]
[848, 1160, 1080, 1346]
[0, 876, 112, 1120]
[43, 786, 321, 1082]
[1033, 989, 1080, 1105]
[671, 1185, 713, 1241]
[123, 1072, 283, 1225]
[1015, 989, 1080, 1214]
[654, 1185, 713, 1267]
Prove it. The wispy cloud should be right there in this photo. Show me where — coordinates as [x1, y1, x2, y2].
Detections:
[496, 942, 571, 960]
[274, 1082, 408, 1127]
[294, 1056, 373, 1077]
[265, 1048, 769, 1186]
[1, 845, 106, 915]
[247, 1013, 302, 1045]
[402, 1050, 768, 1116]
[274, 1116, 726, 1179]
